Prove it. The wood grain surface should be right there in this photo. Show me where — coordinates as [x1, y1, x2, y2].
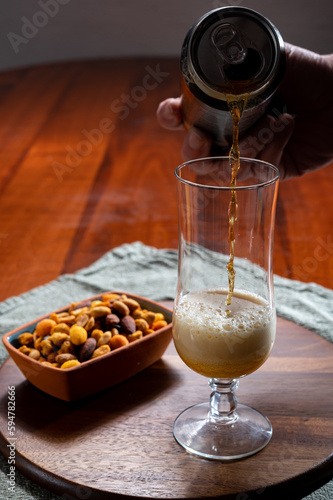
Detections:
[0, 58, 332, 303]
[0, 315, 333, 500]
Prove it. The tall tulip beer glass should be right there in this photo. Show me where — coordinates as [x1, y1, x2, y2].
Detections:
[173, 157, 280, 460]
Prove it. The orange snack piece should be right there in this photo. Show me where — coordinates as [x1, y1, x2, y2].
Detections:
[152, 320, 168, 331]
[35, 319, 57, 337]
[110, 335, 129, 350]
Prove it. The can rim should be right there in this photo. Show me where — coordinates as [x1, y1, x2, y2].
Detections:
[183, 6, 285, 102]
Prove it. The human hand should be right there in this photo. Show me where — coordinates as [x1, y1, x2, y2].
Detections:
[156, 44, 333, 180]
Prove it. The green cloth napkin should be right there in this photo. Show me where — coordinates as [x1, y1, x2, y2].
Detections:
[0, 242, 332, 499]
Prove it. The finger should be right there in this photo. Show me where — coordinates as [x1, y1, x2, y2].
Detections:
[257, 114, 295, 179]
[182, 127, 213, 161]
[239, 113, 294, 163]
[239, 115, 276, 158]
[156, 97, 184, 130]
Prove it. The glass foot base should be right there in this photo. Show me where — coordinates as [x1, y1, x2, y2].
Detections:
[173, 402, 272, 461]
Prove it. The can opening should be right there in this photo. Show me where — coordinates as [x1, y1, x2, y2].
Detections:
[224, 48, 263, 81]
[211, 24, 247, 65]
[210, 23, 263, 82]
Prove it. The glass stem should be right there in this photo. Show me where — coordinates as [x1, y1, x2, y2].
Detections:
[209, 378, 239, 423]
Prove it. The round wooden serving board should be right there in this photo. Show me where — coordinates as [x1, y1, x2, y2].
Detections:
[1, 315, 333, 500]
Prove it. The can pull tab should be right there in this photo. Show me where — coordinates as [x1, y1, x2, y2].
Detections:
[210, 24, 247, 65]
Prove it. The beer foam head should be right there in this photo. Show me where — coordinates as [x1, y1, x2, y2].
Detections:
[175, 288, 272, 338]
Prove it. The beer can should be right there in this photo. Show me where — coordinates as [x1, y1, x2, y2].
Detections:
[180, 7, 285, 148]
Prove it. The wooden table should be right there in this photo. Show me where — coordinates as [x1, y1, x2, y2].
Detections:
[0, 58, 332, 499]
[0, 58, 332, 301]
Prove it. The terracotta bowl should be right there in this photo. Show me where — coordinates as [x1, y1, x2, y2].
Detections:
[2, 292, 173, 402]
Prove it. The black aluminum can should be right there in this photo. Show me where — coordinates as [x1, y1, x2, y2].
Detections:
[180, 7, 285, 148]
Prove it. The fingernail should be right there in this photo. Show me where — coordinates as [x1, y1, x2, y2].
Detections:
[164, 101, 175, 121]
[188, 128, 206, 150]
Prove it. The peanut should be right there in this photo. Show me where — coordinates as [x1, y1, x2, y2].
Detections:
[90, 300, 104, 308]
[91, 329, 103, 342]
[70, 307, 88, 317]
[47, 351, 58, 363]
[61, 359, 81, 369]
[132, 309, 144, 319]
[76, 313, 89, 328]
[122, 298, 140, 312]
[91, 345, 110, 358]
[112, 301, 130, 316]
[40, 361, 53, 367]
[142, 311, 156, 326]
[144, 328, 154, 336]
[135, 318, 149, 333]
[58, 314, 76, 324]
[128, 331, 143, 342]
[28, 349, 41, 360]
[59, 313, 75, 325]
[56, 353, 77, 365]
[85, 316, 95, 331]
[89, 306, 111, 318]
[102, 293, 120, 302]
[97, 331, 112, 347]
[51, 323, 70, 334]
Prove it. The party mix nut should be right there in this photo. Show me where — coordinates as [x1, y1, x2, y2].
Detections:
[16, 294, 169, 369]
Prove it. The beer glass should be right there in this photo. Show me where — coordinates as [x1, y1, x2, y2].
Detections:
[173, 157, 279, 460]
